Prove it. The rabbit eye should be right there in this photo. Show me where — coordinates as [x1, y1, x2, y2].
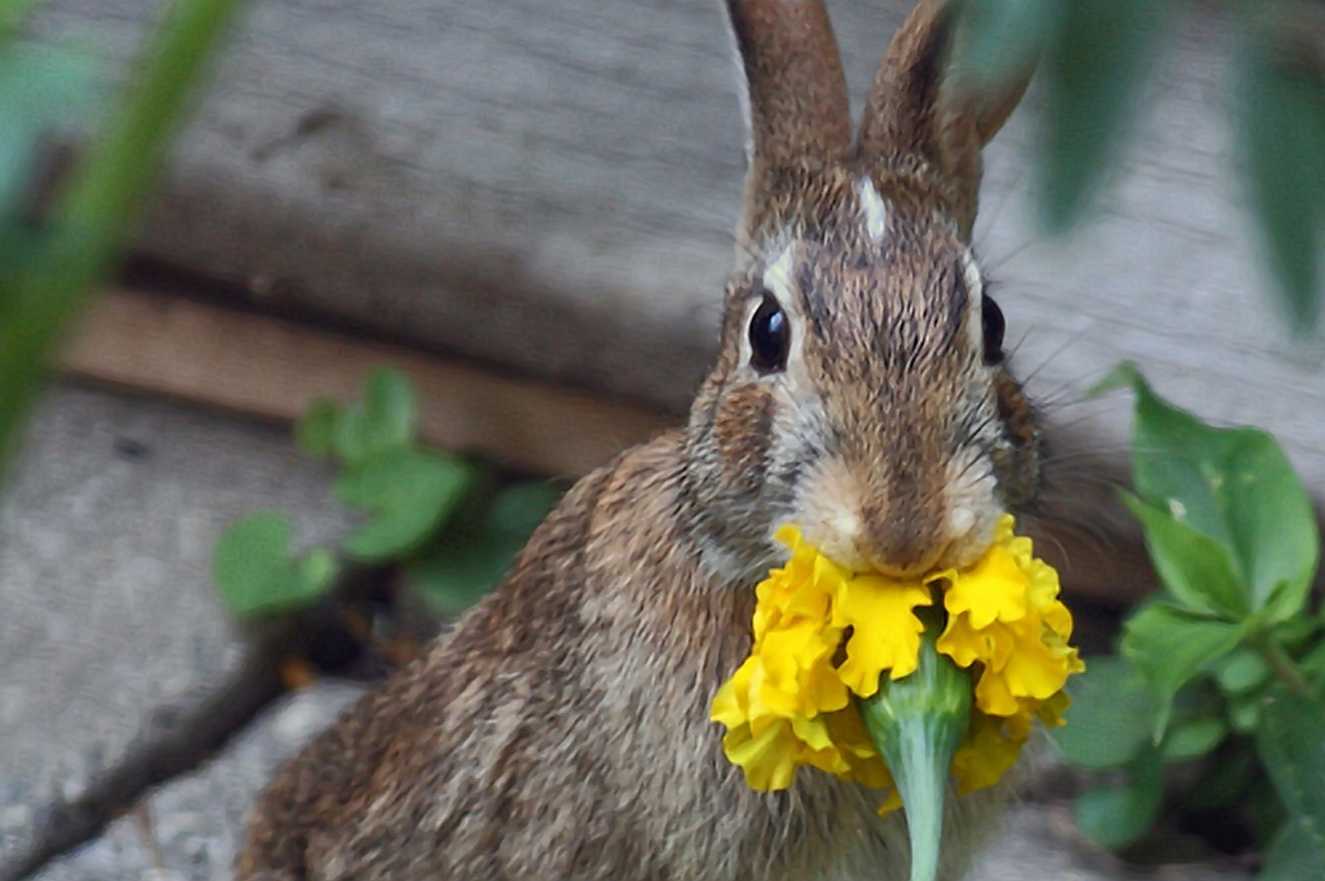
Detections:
[748, 292, 789, 374]
[981, 295, 1005, 365]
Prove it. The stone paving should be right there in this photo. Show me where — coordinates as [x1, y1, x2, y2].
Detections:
[0, 385, 1246, 880]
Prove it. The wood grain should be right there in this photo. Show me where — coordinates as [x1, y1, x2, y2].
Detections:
[60, 289, 673, 479]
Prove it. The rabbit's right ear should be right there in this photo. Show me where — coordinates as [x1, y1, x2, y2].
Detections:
[724, 0, 852, 242]
[857, 0, 1035, 239]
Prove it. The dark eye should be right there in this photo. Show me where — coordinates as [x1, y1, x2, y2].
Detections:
[981, 294, 1005, 365]
[748, 292, 790, 374]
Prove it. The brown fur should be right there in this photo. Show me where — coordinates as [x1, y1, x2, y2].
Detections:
[236, 2, 1040, 878]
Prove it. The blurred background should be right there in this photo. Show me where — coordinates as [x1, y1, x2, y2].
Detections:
[1, 0, 1323, 879]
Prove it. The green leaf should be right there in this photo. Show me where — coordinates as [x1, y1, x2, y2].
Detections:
[952, 0, 1059, 92]
[408, 481, 562, 617]
[408, 529, 524, 616]
[1257, 688, 1325, 850]
[1039, 0, 1168, 229]
[1122, 603, 1245, 739]
[295, 398, 339, 459]
[1120, 370, 1318, 622]
[1215, 648, 1273, 696]
[1186, 744, 1256, 811]
[1050, 655, 1157, 769]
[1121, 492, 1247, 618]
[1237, 28, 1325, 331]
[331, 368, 417, 467]
[488, 481, 563, 536]
[1229, 692, 1263, 735]
[0, 0, 247, 473]
[1073, 748, 1163, 850]
[1262, 816, 1325, 881]
[336, 450, 473, 562]
[0, 43, 100, 213]
[1160, 717, 1227, 763]
[212, 513, 338, 617]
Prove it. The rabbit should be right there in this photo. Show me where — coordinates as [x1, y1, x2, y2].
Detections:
[235, 1, 1041, 879]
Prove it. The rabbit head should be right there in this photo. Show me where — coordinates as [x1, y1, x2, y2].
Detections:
[682, 0, 1040, 584]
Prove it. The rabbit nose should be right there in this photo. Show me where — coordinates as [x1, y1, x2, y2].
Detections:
[861, 512, 947, 578]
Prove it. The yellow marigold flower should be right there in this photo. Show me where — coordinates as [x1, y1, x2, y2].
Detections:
[710, 515, 1082, 805]
[937, 516, 1084, 718]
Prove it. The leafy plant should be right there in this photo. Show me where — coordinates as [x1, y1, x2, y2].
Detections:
[1052, 364, 1324, 875]
[212, 368, 563, 621]
[954, 0, 1325, 328]
[0, 0, 246, 470]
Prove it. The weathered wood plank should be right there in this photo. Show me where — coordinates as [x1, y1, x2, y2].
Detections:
[60, 288, 673, 478]
[29, 1, 1325, 495]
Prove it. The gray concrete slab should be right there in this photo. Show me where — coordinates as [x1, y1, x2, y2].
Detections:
[0, 384, 351, 871]
[31, 683, 363, 881]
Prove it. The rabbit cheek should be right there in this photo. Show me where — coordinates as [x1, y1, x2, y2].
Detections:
[712, 384, 775, 492]
[991, 370, 1041, 507]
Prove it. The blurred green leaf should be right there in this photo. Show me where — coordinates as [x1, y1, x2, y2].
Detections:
[1122, 603, 1245, 739]
[295, 397, 339, 459]
[1214, 648, 1272, 696]
[408, 480, 562, 616]
[1262, 816, 1325, 881]
[1238, 30, 1325, 330]
[1112, 367, 1319, 623]
[953, 0, 1058, 92]
[0, 43, 99, 213]
[335, 450, 472, 561]
[0, 0, 246, 469]
[1040, 0, 1168, 229]
[213, 513, 337, 617]
[1300, 638, 1325, 682]
[1073, 747, 1163, 850]
[1051, 655, 1157, 769]
[1229, 692, 1263, 735]
[331, 368, 416, 467]
[409, 529, 525, 617]
[488, 480, 563, 536]
[1187, 744, 1256, 811]
[1257, 687, 1325, 821]
[1160, 717, 1227, 763]
[1122, 491, 1247, 618]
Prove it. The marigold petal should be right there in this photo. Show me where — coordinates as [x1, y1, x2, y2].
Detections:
[835, 575, 933, 695]
[944, 545, 1028, 629]
[974, 665, 1021, 716]
[723, 721, 798, 791]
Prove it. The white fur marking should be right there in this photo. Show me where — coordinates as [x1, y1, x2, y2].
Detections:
[961, 248, 986, 351]
[761, 244, 795, 301]
[948, 506, 976, 539]
[857, 177, 888, 243]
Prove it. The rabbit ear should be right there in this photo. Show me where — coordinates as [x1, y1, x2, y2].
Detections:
[724, 0, 852, 235]
[856, 0, 1034, 238]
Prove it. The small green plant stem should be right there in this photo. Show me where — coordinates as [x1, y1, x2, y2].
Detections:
[1, 0, 245, 463]
[1259, 638, 1313, 699]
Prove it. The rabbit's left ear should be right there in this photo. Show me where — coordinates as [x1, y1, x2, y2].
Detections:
[856, 0, 1035, 239]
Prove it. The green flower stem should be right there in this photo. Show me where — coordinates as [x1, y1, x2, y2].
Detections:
[1259, 638, 1314, 699]
[859, 627, 973, 881]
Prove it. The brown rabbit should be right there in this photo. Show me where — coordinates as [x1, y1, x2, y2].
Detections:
[236, 1, 1040, 878]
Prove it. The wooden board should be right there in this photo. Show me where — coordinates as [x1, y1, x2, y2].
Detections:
[60, 288, 672, 479]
